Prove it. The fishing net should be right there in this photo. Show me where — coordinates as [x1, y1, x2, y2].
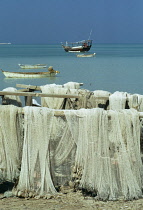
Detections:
[50, 115, 76, 187]
[128, 94, 143, 162]
[40, 82, 82, 109]
[64, 108, 143, 200]
[75, 89, 92, 109]
[2, 87, 22, 107]
[14, 107, 56, 198]
[0, 105, 22, 183]
[64, 89, 94, 110]
[128, 94, 143, 111]
[65, 89, 110, 110]
[63, 82, 81, 89]
[40, 84, 68, 109]
[109, 91, 128, 110]
[89, 90, 111, 109]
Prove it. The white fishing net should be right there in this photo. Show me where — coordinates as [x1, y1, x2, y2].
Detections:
[64, 89, 93, 110]
[50, 116, 75, 167]
[63, 82, 81, 89]
[2, 87, 22, 107]
[128, 94, 143, 111]
[49, 115, 76, 187]
[127, 94, 143, 158]
[89, 90, 110, 109]
[40, 84, 68, 109]
[76, 89, 92, 109]
[109, 91, 128, 110]
[64, 108, 143, 200]
[14, 107, 56, 197]
[0, 105, 22, 183]
[40, 82, 82, 109]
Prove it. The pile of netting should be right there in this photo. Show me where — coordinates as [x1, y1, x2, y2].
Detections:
[10, 106, 143, 200]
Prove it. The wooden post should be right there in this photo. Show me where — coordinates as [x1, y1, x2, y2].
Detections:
[25, 96, 32, 106]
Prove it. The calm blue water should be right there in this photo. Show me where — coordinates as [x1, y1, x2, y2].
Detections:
[0, 44, 143, 95]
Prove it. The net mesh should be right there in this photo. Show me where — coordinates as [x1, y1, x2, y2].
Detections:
[128, 94, 143, 111]
[40, 82, 81, 109]
[0, 105, 22, 183]
[89, 90, 111, 109]
[0, 93, 142, 200]
[109, 91, 128, 110]
[40, 84, 68, 108]
[2, 87, 22, 107]
[64, 108, 143, 200]
[49, 115, 76, 187]
[14, 107, 56, 198]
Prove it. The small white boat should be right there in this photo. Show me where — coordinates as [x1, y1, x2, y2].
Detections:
[76, 53, 96, 57]
[18, 64, 47, 69]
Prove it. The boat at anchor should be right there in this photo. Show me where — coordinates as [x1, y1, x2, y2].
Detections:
[76, 53, 96, 57]
[61, 39, 92, 52]
[1, 66, 60, 78]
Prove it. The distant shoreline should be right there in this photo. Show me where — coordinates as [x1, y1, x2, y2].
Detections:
[0, 43, 11, 45]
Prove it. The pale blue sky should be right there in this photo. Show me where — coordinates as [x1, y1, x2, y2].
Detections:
[0, 0, 143, 44]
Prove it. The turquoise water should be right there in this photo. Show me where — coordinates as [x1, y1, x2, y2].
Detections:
[0, 44, 143, 95]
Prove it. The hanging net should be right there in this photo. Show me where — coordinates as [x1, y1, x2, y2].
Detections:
[40, 82, 82, 109]
[2, 87, 22, 107]
[64, 108, 143, 200]
[0, 105, 22, 183]
[50, 115, 76, 187]
[89, 90, 111, 109]
[14, 107, 56, 198]
[109, 91, 128, 110]
[40, 84, 68, 109]
[128, 94, 143, 111]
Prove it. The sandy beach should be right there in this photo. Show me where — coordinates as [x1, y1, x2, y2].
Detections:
[0, 191, 143, 210]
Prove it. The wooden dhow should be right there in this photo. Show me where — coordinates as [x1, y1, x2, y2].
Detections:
[61, 40, 92, 52]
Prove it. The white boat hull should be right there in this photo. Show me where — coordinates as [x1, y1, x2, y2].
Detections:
[2, 70, 58, 78]
[76, 53, 96, 57]
[18, 64, 47, 69]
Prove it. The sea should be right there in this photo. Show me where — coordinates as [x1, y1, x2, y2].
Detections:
[0, 43, 143, 96]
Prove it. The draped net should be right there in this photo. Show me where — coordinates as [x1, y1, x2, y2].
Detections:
[128, 94, 143, 111]
[2, 105, 141, 200]
[50, 115, 76, 187]
[14, 107, 56, 197]
[109, 91, 128, 110]
[89, 90, 111, 109]
[64, 108, 143, 200]
[0, 105, 22, 183]
[40, 84, 68, 109]
[2, 87, 22, 107]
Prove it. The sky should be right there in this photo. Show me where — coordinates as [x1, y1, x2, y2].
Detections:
[0, 0, 143, 44]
